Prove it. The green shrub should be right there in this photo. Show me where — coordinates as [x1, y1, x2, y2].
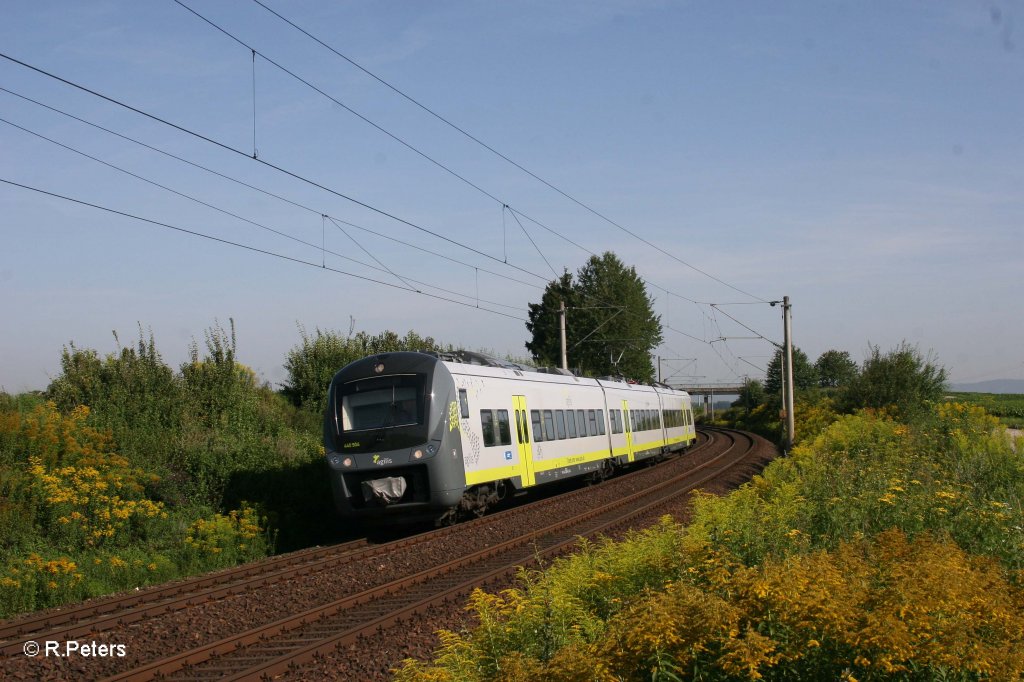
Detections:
[839, 342, 948, 418]
[281, 326, 450, 415]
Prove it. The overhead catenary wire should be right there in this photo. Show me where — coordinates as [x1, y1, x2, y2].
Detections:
[0, 74, 733, 368]
[0, 51, 552, 287]
[324, 215, 417, 291]
[0, 85, 546, 295]
[245, 0, 768, 304]
[0, 39, 771, 380]
[232, 2, 785, 371]
[508, 209, 559, 279]
[173, 0, 762, 312]
[0, 177, 529, 322]
[0, 113, 523, 313]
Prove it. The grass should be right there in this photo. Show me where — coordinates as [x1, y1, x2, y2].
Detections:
[948, 391, 1024, 429]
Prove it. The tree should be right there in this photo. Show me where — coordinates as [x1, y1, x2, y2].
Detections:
[282, 326, 448, 414]
[732, 378, 766, 415]
[839, 342, 948, 416]
[765, 347, 817, 395]
[815, 349, 859, 388]
[524, 271, 576, 368]
[526, 253, 662, 382]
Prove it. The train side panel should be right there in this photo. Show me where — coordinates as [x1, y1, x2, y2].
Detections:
[448, 364, 612, 489]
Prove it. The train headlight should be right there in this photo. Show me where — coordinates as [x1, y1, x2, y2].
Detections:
[412, 449, 424, 459]
[329, 455, 342, 466]
[343, 457, 353, 467]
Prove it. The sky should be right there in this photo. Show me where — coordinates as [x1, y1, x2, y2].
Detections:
[1, 0, 1021, 393]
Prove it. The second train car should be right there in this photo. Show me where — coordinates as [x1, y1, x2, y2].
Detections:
[323, 351, 696, 524]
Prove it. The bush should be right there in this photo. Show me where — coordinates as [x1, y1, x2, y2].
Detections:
[839, 342, 947, 418]
[0, 400, 274, 618]
[688, 404, 1024, 569]
[396, 401, 1024, 680]
[395, 529, 1024, 681]
[282, 326, 450, 415]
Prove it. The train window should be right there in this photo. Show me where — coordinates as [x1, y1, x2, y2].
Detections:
[480, 410, 496, 447]
[459, 389, 469, 419]
[577, 409, 587, 436]
[656, 411, 662, 429]
[597, 410, 606, 435]
[555, 410, 567, 439]
[497, 410, 511, 445]
[611, 409, 621, 434]
[566, 410, 577, 438]
[631, 410, 638, 432]
[337, 373, 427, 435]
[531, 410, 544, 442]
[587, 409, 597, 435]
[543, 410, 556, 441]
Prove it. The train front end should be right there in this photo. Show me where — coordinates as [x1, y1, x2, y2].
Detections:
[323, 352, 466, 522]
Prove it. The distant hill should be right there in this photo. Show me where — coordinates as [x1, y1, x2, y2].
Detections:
[950, 379, 1024, 394]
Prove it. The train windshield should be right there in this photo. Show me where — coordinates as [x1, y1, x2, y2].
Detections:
[338, 374, 425, 433]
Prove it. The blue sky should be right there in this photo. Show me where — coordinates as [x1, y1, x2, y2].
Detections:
[1, 1, 1021, 392]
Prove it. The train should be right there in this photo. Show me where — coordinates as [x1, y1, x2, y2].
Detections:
[323, 350, 697, 524]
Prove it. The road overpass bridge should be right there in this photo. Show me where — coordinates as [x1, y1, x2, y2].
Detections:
[669, 384, 745, 420]
[671, 383, 745, 396]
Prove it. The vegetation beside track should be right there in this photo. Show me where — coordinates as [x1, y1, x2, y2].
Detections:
[948, 391, 1024, 429]
[396, 347, 1024, 681]
[0, 322, 451, 619]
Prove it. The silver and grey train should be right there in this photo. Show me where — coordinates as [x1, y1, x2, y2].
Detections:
[323, 351, 697, 524]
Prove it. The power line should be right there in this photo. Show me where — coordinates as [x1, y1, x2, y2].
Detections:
[0, 60, 736, 373]
[246, 0, 767, 303]
[0, 47, 767, 380]
[0, 177, 529, 321]
[2, 85, 552, 294]
[175, 0, 767, 320]
[0, 113, 524, 313]
[0, 50, 551, 286]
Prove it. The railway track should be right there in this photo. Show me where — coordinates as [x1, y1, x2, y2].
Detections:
[0, 427, 772, 681]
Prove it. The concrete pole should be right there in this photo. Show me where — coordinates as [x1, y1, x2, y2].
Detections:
[559, 299, 568, 371]
[783, 295, 795, 450]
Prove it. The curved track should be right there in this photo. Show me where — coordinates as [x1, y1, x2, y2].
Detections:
[0, 427, 774, 681]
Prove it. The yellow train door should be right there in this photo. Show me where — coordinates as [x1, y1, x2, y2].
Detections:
[512, 395, 536, 487]
[622, 399, 635, 463]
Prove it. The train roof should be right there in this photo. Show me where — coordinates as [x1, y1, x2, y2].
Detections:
[431, 351, 690, 398]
